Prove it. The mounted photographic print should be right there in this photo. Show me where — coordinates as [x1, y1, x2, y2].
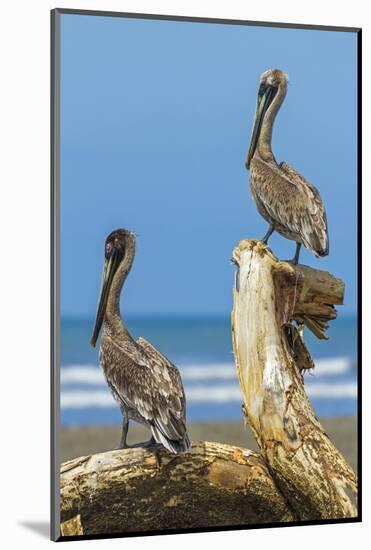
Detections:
[51, 8, 361, 541]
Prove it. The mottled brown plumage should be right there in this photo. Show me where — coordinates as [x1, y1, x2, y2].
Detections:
[91, 229, 190, 454]
[246, 69, 329, 263]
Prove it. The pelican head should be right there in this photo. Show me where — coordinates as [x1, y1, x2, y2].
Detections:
[246, 69, 288, 169]
[90, 228, 135, 347]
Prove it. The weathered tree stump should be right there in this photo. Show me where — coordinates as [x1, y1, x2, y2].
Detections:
[231, 239, 357, 520]
[60, 442, 294, 536]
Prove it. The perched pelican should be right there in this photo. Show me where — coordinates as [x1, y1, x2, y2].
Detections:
[90, 229, 191, 454]
[246, 69, 329, 264]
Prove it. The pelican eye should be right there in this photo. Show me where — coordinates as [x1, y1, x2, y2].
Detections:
[259, 82, 268, 96]
[260, 81, 279, 95]
[105, 242, 113, 257]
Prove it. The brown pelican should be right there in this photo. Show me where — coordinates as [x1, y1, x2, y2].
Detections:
[246, 69, 329, 264]
[90, 229, 190, 454]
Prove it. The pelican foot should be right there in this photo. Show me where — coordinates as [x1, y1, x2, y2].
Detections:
[115, 434, 161, 451]
[114, 442, 158, 451]
[118, 437, 161, 451]
[282, 258, 299, 266]
[114, 444, 130, 451]
[131, 438, 162, 451]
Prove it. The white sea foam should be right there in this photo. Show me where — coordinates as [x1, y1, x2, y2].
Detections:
[61, 356, 353, 386]
[60, 381, 357, 409]
[61, 366, 104, 385]
[312, 357, 351, 375]
[62, 390, 116, 408]
[60, 356, 356, 409]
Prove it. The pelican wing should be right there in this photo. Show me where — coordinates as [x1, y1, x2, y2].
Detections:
[135, 336, 188, 433]
[251, 158, 329, 255]
[103, 335, 188, 449]
[279, 162, 329, 255]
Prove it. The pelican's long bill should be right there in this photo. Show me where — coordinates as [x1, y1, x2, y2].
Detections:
[246, 83, 277, 169]
[90, 249, 120, 347]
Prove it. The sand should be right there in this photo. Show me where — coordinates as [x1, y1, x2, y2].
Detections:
[60, 416, 357, 472]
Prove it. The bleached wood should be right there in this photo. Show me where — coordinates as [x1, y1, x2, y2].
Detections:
[231, 239, 357, 520]
[60, 442, 294, 536]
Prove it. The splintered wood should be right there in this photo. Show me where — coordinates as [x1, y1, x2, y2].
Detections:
[231, 239, 357, 520]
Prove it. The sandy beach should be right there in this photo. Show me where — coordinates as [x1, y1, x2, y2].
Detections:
[60, 416, 357, 471]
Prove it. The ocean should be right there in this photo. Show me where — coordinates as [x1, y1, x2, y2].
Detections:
[60, 315, 358, 427]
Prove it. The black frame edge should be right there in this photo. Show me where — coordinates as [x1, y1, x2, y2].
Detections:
[51, 7, 62, 543]
[57, 516, 361, 543]
[53, 7, 361, 33]
[356, 27, 362, 522]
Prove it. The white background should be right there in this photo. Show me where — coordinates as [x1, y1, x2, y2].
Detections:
[0, 0, 368, 548]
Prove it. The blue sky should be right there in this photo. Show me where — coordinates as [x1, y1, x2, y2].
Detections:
[60, 14, 358, 318]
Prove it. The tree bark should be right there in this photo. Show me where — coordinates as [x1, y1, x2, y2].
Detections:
[60, 442, 294, 536]
[231, 239, 357, 520]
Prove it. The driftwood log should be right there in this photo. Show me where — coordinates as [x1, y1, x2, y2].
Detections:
[59, 238, 357, 536]
[60, 442, 294, 536]
[231, 239, 357, 520]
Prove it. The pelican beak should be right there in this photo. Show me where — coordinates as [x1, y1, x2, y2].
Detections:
[90, 249, 119, 347]
[246, 84, 277, 169]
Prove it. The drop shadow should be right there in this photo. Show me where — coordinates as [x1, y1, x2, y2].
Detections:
[19, 521, 50, 539]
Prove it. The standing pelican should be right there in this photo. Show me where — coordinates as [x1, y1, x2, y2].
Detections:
[90, 229, 190, 454]
[246, 69, 329, 264]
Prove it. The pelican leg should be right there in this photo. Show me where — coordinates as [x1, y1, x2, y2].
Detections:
[117, 423, 158, 450]
[292, 243, 301, 265]
[118, 415, 129, 449]
[262, 224, 275, 244]
[282, 243, 301, 265]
